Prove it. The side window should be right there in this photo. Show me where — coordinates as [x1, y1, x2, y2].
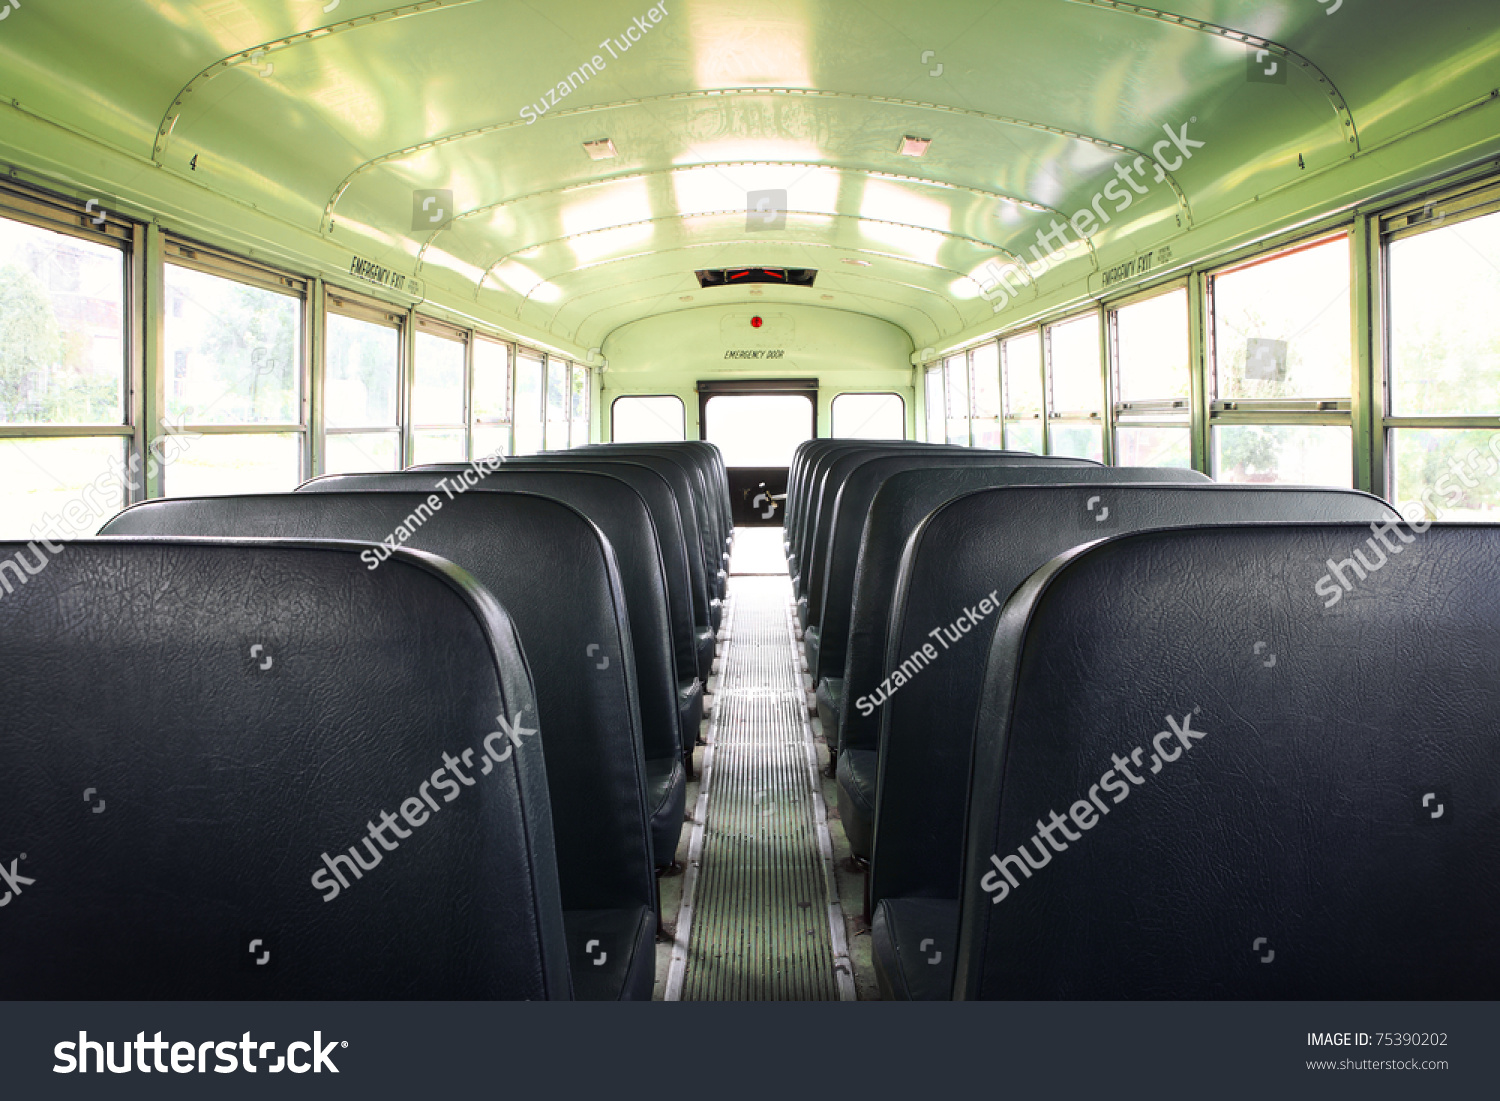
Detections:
[0, 208, 129, 537]
[1001, 331, 1043, 454]
[1210, 235, 1353, 486]
[324, 299, 401, 474]
[831, 392, 905, 439]
[1044, 312, 1104, 462]
[612, 395, 686, 442]
[1385, 193, 1500, 519]
[1111, 288, 1191, 468]
[471, 336, 512, 460]
[513, 350, 545, 455]
[410, 322, 467, 466]
[163, 248, 305, 495]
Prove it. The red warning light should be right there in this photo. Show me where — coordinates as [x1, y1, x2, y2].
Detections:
[751, 316, 763, 328]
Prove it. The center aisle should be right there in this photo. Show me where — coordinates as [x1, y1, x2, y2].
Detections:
[664, 530, 856, 1001]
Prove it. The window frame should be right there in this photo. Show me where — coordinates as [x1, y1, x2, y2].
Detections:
[0, 183, 136, 450]
[1203, 230, 1356, 484]
[322, 288, 406, 473]
[1106, 281, 1192, 467]
[1375, 176, 1500, 511]
[161, 235, 310, 491]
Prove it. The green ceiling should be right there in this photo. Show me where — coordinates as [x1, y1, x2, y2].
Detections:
[2, 0, 1497, 353]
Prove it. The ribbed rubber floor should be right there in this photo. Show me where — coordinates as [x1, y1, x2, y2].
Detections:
[676, 574, 851, 1001]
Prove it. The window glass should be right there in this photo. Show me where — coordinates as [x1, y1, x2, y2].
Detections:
[472, 338, 511, 458]
[571, 365, 589, 447]
[970, 343, 1003, 448]
[1389, 427, 1500, 522]
[326, 313, 398, 429]
[832, 393, 905, 439]
[1116, 425, 1191, 468]
[1213, 236, 1351, 401]
[1002, 331, 1043, 417]
[0, 436, 128, 538]
[1388, 212, 1500, 416]
[1004, 421, 1043, 453]
[970, 343, 1001, 418]
[944, 354, 969, 445]
[546, 358, 569, 424]
[413, 429, 466, 465]
[514, 351, 545, 454]
[1047, 313, 1104, 414]
[412, 331, 465, 428]
[163, 432, 302, 496]
[924, 367, 944, 443]
[612, 395, 685, 442]
[1049, 423, 1104, 463]
[325, 431, 399, 475]
[0, 218, 125, 425]
[165, 264, 300, 425]
[1212, 424, 1352, 486]
[1115, 289, 1190, 404]
[703, 394, 814, 467]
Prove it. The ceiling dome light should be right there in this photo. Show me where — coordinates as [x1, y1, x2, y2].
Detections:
[897, 135, 931, 158]
[582, 138, 618, 160]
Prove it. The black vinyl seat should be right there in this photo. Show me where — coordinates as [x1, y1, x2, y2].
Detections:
[789, 441, 959, 594]
[949, 523, 1500, 999]
[486, 458, 716, 691]
[100, 492, 657, 1000]
[812, 453, 1095, 751]
[868, 485, 1400, 999]
[527, 450, 724, 643]
[0, 540, 571, 999]
[801, 451, 1095, 682]
[834, 465, 1211, 855]
[578, 445, 728, 603]
[299, 468, 691, 847]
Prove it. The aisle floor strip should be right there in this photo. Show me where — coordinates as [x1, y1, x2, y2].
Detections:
[664, 572, 855, 1001]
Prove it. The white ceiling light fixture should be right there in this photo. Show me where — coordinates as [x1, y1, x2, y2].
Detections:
[897, 135, 931, 158]
[583, 138, 618, 161]
[842, 257, 871, 266]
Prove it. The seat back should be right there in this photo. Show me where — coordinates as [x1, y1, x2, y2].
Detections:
[100, 492, 656, 922]
[837, 466, 1214, 758]
[958, 523, 1500, 998]
[0, 539, 570, 998]
[870, 485, 1400, 914]
[803, 451, 1094, 647]
[579, 446, 724, 580]
[792, 442, 950, 577]
[814, 453, 1193, 684]
[527, 450, 722, 617]
[299, 469, 684, 770]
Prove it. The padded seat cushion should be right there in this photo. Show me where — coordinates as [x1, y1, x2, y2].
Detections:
[646, 757, 687, 867]
[871, 898, 958, 1001]
[835, 748, 878, 861]
[814, 676, 843, 754]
